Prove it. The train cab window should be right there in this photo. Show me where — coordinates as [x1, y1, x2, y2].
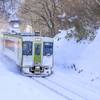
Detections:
[23, 41, 32, 55]
[35, 45, 40, 55]
[43, 42, 53, 56]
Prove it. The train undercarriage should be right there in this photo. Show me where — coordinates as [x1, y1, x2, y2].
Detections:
[17, 66, 52, 77]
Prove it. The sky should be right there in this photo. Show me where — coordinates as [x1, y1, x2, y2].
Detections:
[0, 27, 100, 100]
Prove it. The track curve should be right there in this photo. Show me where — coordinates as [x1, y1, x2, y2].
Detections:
[31, 77, 87, 100]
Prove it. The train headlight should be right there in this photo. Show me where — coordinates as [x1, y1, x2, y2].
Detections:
[44, 66, 49, 70]
[35, 38, 41, 41]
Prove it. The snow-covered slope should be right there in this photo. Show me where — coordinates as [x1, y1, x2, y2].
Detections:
[54, 28, 89, 68]
[77, 29, 100, 75]
[53, 28, 100, 90]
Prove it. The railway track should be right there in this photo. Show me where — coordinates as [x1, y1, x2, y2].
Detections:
[31, 77, 87, 100]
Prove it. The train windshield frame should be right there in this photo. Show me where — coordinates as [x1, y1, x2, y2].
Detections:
[43, 42, 53, 56]
[22, 41, 32, 55]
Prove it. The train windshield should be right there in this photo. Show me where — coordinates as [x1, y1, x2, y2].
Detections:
[43, 42, 53, 56]
[23, 41, 32, 55]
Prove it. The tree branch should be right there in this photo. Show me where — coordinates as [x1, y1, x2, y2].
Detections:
[95, 0, 100, 5]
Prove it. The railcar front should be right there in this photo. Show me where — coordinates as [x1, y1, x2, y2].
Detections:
[21, 36, 54, 77]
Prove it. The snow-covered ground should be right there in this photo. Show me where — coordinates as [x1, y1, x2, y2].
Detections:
[0, 28, 100, 100]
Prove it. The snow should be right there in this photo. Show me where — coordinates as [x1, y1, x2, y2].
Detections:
[68, 15, 78, 22]
[58, 13, 66, 18]
[24, 25, 32, 33]
[0, 27, 100, 100]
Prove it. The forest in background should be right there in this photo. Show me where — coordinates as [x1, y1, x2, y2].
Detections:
[0, 0, 100, 41]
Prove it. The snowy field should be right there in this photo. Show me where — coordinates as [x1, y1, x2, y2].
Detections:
[0, 28, 100, 100]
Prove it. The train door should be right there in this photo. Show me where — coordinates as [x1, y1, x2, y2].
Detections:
[34, 43, 41, 63]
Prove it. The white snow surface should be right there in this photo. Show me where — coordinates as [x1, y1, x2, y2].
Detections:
[0, 27, 100, 100]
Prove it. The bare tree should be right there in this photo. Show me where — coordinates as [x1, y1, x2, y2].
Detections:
[59, 0, 100, 29]
[18, 0, 65, 36]
[0, 0, 20, 19]
[18, 0, 100, 38]
[55, 0, 100, 41]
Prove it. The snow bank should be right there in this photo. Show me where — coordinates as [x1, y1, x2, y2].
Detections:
[53, 28, 100, 90]
[76, 29, 100, 80]
[54, 27, 89, 68]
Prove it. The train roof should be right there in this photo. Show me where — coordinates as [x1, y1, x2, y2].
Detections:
[2, 31, 53, 39]
[2, 31, 39, 36]
[2, 31, 53, 43]
[4, 31, 50, 37]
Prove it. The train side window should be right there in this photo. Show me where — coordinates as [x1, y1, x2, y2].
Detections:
[43, 42, 53, 56]
[35, 45, 40, 55]
[5, 39, 14, 51]
[23, 41, 32, 55]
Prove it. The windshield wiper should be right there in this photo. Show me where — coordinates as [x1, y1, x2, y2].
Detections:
[26, 50, 31, 56]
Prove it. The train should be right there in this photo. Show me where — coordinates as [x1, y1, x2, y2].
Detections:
[1, 31, 54, 77]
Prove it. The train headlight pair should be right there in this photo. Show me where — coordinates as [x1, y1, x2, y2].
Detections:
[35, 38, 41, 41]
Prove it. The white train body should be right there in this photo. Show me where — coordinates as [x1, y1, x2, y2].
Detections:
[2, 32, 54, 76]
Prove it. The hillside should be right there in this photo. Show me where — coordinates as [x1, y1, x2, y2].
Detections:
[53, 28, 100, 90]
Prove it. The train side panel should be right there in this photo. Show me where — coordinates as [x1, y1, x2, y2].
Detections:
[2, 34, 22, 66]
